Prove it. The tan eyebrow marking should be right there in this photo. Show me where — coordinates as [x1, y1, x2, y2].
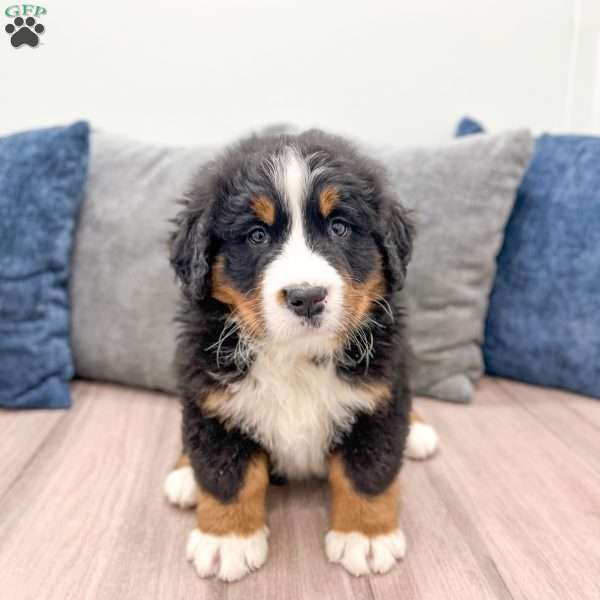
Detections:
[319, 186, 339, 218]
[251, 195, 276, 225]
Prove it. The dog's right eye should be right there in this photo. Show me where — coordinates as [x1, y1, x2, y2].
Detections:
[329, 218, 351, 239]
[247, 226, 270, 246]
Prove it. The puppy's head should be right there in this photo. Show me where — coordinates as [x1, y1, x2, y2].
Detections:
[171, 130, 412, 353]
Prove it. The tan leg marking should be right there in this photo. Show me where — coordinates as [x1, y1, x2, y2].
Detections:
[326, 454, 405, 575]
[410, 409, 423, 425]
[328, 454, 399, 537]
[175, 453, 190, 469]
[187, 454, 270, 581]
[197, 453, 269, 537]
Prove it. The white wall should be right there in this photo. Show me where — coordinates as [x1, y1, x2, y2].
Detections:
[1, 0, 599, 146]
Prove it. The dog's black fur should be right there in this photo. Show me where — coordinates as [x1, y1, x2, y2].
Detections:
[170, 129, 414, 503]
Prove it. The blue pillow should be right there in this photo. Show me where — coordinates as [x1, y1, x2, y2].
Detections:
[456, 117, 600, 398]
[0, 122, 89, 409]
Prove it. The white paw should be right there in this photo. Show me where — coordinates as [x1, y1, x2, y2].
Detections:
[163, 466, 197, 508]
[186, 527, 269, 582]
[325, 529, 406, 576]
[405, 421, 439, 460]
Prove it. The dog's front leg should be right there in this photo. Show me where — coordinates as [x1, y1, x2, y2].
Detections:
[326, 408, 407, 576]
[182, 402, 270, 582]
[187, 453, 269, 582]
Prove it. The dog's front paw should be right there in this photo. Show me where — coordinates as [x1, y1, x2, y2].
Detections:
[405, 421, 439, 460]
[163, 466, 197, 508]
[325, 529, 406, 576]
[186, 527, 269, 582]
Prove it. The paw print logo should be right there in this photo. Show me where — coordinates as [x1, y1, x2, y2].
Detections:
[5, 16, 45, 48]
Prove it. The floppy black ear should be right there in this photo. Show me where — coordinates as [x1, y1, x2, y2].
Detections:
[170, 201, 213, 301]
[381, 201, 414, 291]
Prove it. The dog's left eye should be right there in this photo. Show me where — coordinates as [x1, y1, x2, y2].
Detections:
[329, 218, 350, 238]
[247, 226, 270, 246]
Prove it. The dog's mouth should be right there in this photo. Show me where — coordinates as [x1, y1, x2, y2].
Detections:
[298, 314, 324, 329]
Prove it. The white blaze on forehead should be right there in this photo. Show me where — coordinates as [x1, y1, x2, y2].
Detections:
[261, 146, 344, 345]
[282, 147, 307, 222]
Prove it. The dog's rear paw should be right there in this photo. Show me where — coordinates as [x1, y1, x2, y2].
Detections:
[186, 527, 269, 582]
[405, 421, 439, 460]
[164, 466, 197, 508]
[325, 529, 406, 576]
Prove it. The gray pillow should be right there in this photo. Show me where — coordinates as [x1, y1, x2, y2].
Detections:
[378, 131, 533, 401]
[70, 133, 214, 392]
[70, 129, 532, 402]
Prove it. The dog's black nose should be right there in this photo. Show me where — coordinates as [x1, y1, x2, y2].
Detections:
[284, 286, 327, 318]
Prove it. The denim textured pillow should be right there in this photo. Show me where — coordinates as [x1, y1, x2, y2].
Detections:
[0, 122, 89, 409]
[457, 117, 600, 398]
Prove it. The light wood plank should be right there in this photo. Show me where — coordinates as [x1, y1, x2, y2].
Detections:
[259, 481, 373, 600]
[0, 383, 364, 600]
[495, 378, 600, 476]
[0, 383, 211, 600]
[567, 396, 600, 430]
[416, 379, 600, 600]
[0, 389, 72, 500]
[2, 378, 599, 600]
[371, 458, 510, 600]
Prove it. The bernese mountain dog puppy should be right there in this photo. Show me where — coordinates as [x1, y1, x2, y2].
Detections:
[163, 129, 439, 581]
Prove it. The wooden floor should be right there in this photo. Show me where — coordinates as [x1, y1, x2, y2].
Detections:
[1, 378, 599, 600]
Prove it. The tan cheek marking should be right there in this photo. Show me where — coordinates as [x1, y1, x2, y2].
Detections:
[196, 454, 269, 537]
[211, 256, 265, 336]
[328, 454, 400, 537]
[251, 195, 275, 226]
[342, 265, 386, 328]
[319, 186, 339, 218]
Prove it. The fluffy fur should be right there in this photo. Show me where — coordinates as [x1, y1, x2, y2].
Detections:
[166, 129, 431, 580]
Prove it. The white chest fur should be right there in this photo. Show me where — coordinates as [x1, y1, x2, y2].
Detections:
[219, 346, 377, 479]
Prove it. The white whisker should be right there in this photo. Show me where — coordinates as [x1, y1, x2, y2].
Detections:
[374, 297, 394, 323]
